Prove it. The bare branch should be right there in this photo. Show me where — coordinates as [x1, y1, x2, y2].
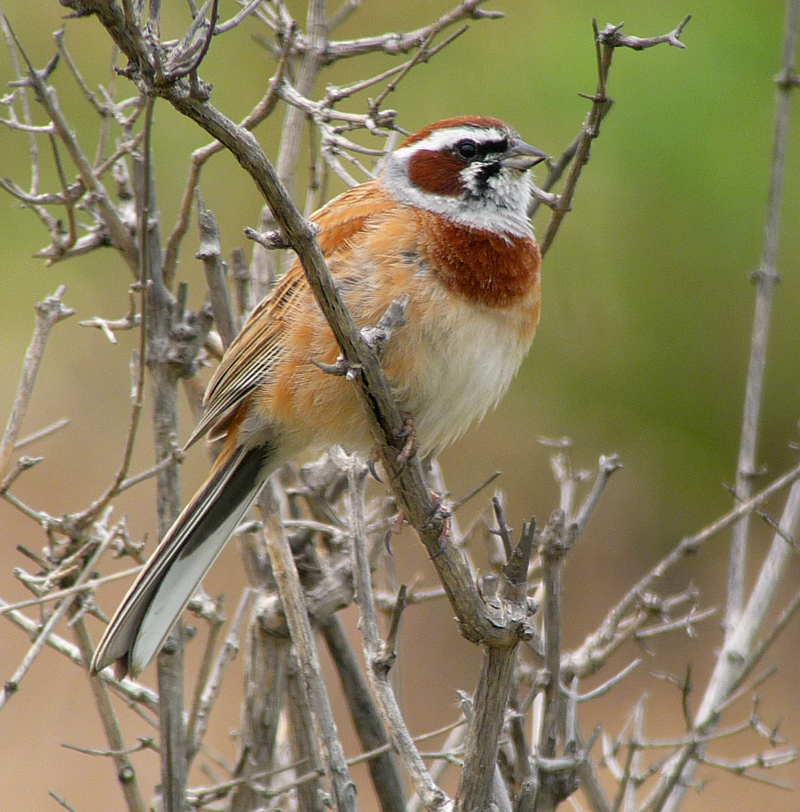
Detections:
[0, 286, 74, 478]
[75, 618, 149, 812]
[455, 646, 518, 812]
[0, 565, 141, 617]
[699, 749, 798, 789]
[259, 482, 357, 812]
[80, 287, 141, 344]
[215, 0, 263, 35]
[726, 0, 799, 636]
[653, 481, 800, 809]
[13, 417, 70, 450]
[342, 452, 447, 812]
[187, 588, 255, 762]
[0, 11, 39, 190]
[161, 16, 293, 287]
[573, 454, 622, 534]
[321, 0, 502, 62]
[321, 615, 407, 812]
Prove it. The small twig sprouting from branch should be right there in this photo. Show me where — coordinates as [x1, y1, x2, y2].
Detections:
[634, 606, 717, 640]
[384, 584, 407, 656]
[0, 565, 142, 617]
[48, 791, 79, 812]
[367, 27, 468, 118]
[196, 194, 237, 349]
[0, 455, 43, 495]
[562, 659, 641, 704]
[80, 288, 141, 344]
[213, 0, 262, 34]
[450, 471, 501, 512]
[358, 294, 409, 360]
[6, 21, 139, 271]
[62, 736, 157, 757]
[596, 16, 691, 51]
[573, 454, 622, 534]
[491, 495, 514, 561]
[12, 417, 70, 451]
[699, 749, 798, 789]
[244, 224, 300, 251]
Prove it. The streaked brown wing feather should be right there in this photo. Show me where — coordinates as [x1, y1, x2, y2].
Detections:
[185, 180, 396, 449]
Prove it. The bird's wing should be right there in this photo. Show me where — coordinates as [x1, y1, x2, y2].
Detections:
[185, 179, 397, 448]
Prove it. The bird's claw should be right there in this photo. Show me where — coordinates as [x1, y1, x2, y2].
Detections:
[384, 510, 405, 555]
[367, 446, 384, 483]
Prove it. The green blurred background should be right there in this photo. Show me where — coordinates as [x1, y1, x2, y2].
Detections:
[1, 1, 800, 810]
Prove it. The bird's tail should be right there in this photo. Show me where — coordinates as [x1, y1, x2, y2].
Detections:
[91, 441, 276, 678]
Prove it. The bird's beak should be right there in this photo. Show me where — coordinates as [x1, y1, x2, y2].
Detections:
[502, 138, 549, 171]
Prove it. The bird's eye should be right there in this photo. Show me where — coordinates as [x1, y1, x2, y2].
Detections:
[455, 140, 478, 161]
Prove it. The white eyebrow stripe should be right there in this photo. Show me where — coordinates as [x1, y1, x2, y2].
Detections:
[394, 126, 510, 157]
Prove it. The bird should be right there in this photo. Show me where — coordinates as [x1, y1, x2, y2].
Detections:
[90, 116, 547, 679]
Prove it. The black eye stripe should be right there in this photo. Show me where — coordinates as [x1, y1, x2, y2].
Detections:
[480, 138, 509, 156]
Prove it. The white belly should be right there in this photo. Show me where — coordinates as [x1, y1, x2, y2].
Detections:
[399, 294, 535, 452]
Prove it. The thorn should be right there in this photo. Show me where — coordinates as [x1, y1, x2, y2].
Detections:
[395, 412, 417, 469]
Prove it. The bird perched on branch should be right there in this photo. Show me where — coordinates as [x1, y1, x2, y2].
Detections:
[91, 116, 547, 678]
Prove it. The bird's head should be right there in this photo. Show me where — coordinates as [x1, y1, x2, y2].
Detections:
[382, 116, 548, 238]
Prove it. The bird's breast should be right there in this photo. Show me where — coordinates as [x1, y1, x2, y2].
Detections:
[383, 274, 540, 451]
[414, 209, 542, 310]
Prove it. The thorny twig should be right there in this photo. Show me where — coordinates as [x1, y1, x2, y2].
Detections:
[563, 457, 800, 681]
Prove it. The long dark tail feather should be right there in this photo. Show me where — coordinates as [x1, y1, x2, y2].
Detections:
[91, 441, 277, 678]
